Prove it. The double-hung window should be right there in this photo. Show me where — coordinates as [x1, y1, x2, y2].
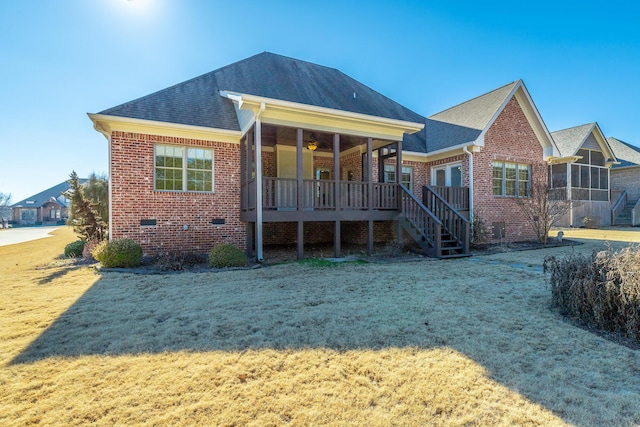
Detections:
[492, 161, 530, 197]
[155, 145, 213, 192]
[384, 164, 413, 190]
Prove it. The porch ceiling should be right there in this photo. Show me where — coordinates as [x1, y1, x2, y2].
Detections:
[260, 124, 393, 153]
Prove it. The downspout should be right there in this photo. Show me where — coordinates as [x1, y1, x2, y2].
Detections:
[463, 146, 474, 229]
[255, 102, 266, 262]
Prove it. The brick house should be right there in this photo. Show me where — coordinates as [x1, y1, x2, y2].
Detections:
[89, 53, 561, 260]
[607, 137, 640, 225]
[10, 181, 81, 226]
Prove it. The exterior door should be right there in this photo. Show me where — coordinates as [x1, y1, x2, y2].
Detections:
[433, 163, 462, 187]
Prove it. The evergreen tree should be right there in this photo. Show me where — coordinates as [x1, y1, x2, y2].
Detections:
[64, 171, 108, 242]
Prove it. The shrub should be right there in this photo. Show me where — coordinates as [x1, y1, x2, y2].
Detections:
[64, 240, 85, 258]
[155, 252, 207, 271]
[208, 243, 247, 268]
[92, 238, 143, 268]
[544, 246, 640, 343]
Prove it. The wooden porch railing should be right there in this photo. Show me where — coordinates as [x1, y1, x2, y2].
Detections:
[429, 185, 469, 211]
[423, 185, 470, 254]
[611, 189, 627, 225]
[399, 184, 442, 258]
[633, 198, 640, 226]
[252, 177, 399, 211]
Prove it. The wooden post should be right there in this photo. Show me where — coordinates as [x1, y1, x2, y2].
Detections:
[297, 129, 304, 260]
[395, 140, 403, 245]
[367, 138, 374, 255]
[334, 133, 341, 257]
[246, 222, 254, 258]
[297, 221, 304, 260]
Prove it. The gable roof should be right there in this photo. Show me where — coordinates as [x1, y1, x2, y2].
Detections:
[607, 137, 640, 168]
[98, 52, 425, 133]
[426, 81, 518, 152]
[10, 180, 86, 209]
[550, 123, 616, 161]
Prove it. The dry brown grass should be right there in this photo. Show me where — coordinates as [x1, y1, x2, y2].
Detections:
[2, 227, 640, 426]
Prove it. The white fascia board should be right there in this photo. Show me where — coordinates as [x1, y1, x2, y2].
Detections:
[426, 140, 481, 159]
[220, 91, 425, 134]
[88, 114, 242, 143]
[591, 123, 618, 162]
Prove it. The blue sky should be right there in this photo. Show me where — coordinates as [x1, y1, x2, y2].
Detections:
[1, 0, 639, 203]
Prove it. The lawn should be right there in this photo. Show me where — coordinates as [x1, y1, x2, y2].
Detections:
[1, 227, 640, 426]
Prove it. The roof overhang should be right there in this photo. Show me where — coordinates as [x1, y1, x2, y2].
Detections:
[220, 91, 424, 141]
[88, 114, 243, 144]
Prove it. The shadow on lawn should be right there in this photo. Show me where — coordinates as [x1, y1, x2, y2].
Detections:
[11, 261, 640, 426]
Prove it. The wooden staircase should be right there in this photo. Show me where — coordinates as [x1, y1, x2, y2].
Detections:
[397, 184, 470, 259]
[613, 199, 638, 226]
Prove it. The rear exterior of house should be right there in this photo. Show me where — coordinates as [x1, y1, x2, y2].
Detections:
[90, 53, 560, 260]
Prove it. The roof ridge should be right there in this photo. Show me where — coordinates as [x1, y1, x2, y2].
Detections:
[428, 80, 519, 118]
[550, 122, 596, 134]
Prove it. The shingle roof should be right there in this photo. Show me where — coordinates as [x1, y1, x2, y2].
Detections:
[425, 81, 518, 152]
[99, 52, 425, 133]
[550, 123, 595, 157]
[608, 137, 640, 168]
[11, 180, 86, 208]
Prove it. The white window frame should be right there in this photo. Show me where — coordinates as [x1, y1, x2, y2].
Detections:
[154, 144, 214, 193]
[384, 164, 413, 190]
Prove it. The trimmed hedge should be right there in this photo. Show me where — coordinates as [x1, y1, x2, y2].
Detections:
[64, 240, 85, 258]
[544, 246, 640, 343]
[92, 238, 143, 268]
[208, 243, 247, 268]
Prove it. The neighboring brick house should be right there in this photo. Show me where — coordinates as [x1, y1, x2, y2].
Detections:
[89, 53, 562, 260]
[607, 137, 640, 225]
[10, 181, 81, 226]
[547, 123, 618, 227]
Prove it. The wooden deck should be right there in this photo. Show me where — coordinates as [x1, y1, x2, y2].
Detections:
[241, 177, 400, 222]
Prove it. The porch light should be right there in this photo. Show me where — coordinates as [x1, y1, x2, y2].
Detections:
[307, 141, 318, 151]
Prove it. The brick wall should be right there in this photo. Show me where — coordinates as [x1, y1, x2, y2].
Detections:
[472, 97, 548, 242]
[110, 131, 245, 255]
[611, 167, 640, 201]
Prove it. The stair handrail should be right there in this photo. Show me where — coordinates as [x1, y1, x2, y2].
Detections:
[633, 198, 640, 226]
[423, 185, 470, 254]
[398, 184, 443, 257]
[611, 189, 627, 225]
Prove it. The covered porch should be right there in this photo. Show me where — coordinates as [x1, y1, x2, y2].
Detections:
[240, 123, 406, 260]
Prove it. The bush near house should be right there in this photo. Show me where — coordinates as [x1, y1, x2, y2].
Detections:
[92, 238, 143, 268]
[208, 243, 247, 268]
[544, 246, 640, 343]
[64, 240, 85, 258]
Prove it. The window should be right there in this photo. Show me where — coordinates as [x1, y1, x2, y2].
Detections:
[384, 164, 413, 190]
[155, 145, 213, 192]
[569, 148, 609, 201]
[492, 161, 530, 197]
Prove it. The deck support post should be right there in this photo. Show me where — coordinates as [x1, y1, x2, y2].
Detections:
[396, 139, 403, 245]
[246, 222, 254, 258]
[297, 221, 304, 260]
[297, 129, 304, 260]
[367, 137, 374, 255]
[334, 133, 341, 257]
[255, 110, 264, 261]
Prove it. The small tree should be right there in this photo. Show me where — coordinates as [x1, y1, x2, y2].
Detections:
[514, 177, 573, 244]
[64, 171, 108, 242]
[83, 172, 109, 224]
[0, 192, 11, 224]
